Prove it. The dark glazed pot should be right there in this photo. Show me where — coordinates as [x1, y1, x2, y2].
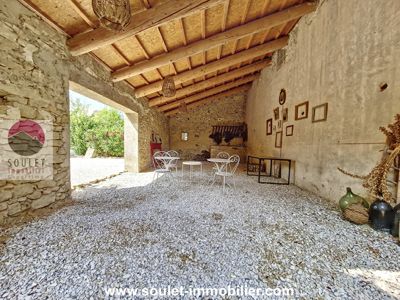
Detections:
[391, 203, 400, 237]
[369, 200, 394, 232]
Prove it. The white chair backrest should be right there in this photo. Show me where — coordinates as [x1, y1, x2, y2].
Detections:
[153, 151, 170, 169]
[217, 152, 230, 159]
[228, 155, 240, 175]
[167, 150, 179, 157]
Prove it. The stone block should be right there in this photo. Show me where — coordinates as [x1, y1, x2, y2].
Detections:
[13, 184, 34, 198]
[27, 190, 41, 200]
[8, 202, 22, 216]
[31, 194, 55, 209]
[0, 191, 12, 202]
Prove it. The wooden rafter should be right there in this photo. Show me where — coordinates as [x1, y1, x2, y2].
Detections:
[67, 0, 225, 56]
[164, 84, 251, 116]
[149, 60, 269, 107]
[217, 0, 230, 61]
[111, 2, 316, 82]
[66, 0, 97, 28]
[133, 37, 283, 98]
[158, 74, 257, 112]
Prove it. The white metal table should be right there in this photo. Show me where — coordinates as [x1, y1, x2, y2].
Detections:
[182, 161, 202, 181]
[154, 156, 180, 171]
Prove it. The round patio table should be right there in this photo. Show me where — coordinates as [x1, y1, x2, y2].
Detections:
[182, 161, 202, 181]
[154, 156, 180, 170]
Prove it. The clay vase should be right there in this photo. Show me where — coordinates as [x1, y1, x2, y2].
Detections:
[339, 187, 368, 211]
[369, 200, 394, 233]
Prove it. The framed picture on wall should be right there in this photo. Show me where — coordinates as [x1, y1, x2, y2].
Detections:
[274, 107, 280, 120]
[286, 125, 294, 136]
[266, 118, 273, 135]
[312, 103, 328, 123]
[295, 101, 309, 120]
[275, 131, 283, 148]
[282, 108, 288, 122]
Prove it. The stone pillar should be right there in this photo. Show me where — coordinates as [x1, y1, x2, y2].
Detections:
[124, 113, 139, 173]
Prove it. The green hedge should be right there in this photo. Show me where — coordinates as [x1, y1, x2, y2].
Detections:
[70, 100, 124, 157]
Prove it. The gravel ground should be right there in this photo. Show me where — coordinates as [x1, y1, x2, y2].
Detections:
[0, 168, 399, 299]
[70, 157, 124, 186]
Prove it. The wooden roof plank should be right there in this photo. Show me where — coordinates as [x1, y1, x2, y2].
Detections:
[149, 59, 269, 106]
[133, 36, 285, 97]
[67, 0, 225, 56]
[112, 2, 316, 82]
[158, 75, 256, 111]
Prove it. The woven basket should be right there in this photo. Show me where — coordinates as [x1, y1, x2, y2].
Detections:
[343, 203, 369, 225]
[162, 76, 176, 97]
[92, 0, 131, 31]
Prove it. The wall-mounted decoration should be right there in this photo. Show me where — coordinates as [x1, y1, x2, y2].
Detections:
[181, 132, 188, 141]
[282, 108, 288, 122]
[266, 118, 273, 136]
[278, 120, 282, 129]
[279, 89, 286, 105]
[275, 131, 283, 148]
[273, 125, 276, 132]
[209, 124, 248, 145]
[286, 125, 294, 136]
[274, 107, 280, 120]
[312, 103, 328, 123]
[295, 101, 309, 120]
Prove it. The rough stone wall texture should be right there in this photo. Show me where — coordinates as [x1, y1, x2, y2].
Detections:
[246, 0, 400, 203]
[0, 0, 168, 224]
[169, 92, 246, 160]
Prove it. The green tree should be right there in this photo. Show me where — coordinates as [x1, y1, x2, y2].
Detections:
[87, 108, 124, 157]
[70, 100, 95, 155]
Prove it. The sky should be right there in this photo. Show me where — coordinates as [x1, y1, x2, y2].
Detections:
[69, 90, 107, 115]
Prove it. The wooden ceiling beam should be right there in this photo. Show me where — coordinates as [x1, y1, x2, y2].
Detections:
[67, 0, 225, 56]
[164, 84, 251, 116]
[134, 37, 284, 98]
[149, 60, 269, 107]
[158, 74, 257, 112]
[111, 2, 316, 81]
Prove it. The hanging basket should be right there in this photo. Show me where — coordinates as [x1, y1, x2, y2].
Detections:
[92, 0, 131, 31]
[162, 76, 176, 97]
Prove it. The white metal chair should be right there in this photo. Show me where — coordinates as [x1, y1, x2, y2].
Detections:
[153, 151, 172, 181]
[212, 151, 230, 172]
[212, 154, 240, 192]
[167, 150, 179, 173]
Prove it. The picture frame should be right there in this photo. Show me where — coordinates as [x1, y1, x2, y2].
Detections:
[286, 125, 294, 136]
[279, 89, 286, 105]
[274, 107, 280, 120]
[266, 118, 273, 135]
[312, 103, 328, 123]
[282, 108, 288, 122]
[295, 101, 309, 120]
[275, 131, 283, 148]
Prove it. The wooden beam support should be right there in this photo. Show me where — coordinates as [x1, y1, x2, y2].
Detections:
[164, 84, 251, 116]
[67, 0, 224, 56]
[149, 60, 269, 107]
[158, 74, 257, 112]
[133, 37, 283, 98]
[111, 2, 316, 81]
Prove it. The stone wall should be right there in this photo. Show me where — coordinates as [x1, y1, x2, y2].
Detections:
[169, 92, 246, 160]
[246, 0, 400, 203]
[0, 0, 169, 224]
